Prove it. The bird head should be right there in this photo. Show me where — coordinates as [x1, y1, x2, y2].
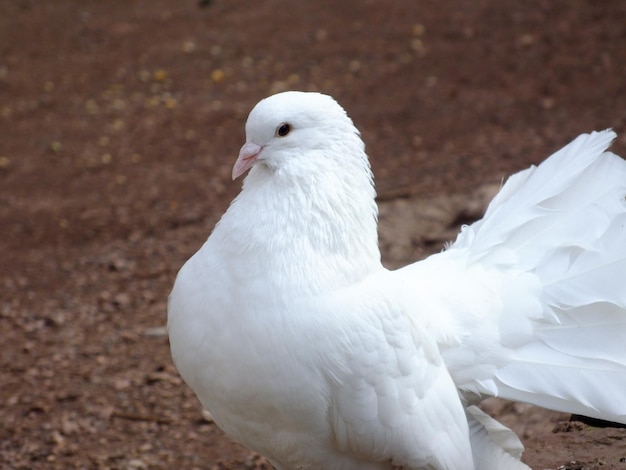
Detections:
[232, 91, 368, 182]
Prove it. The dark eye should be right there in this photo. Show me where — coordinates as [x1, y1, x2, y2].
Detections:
[276, 123, 291, 137]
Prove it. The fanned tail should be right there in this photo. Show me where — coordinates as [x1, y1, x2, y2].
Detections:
[454, 130, 626, 424]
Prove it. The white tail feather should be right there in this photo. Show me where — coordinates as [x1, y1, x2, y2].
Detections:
[454, 130, 626, 423]
[466, 406, 529, 470]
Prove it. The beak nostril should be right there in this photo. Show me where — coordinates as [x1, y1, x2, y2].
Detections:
[232, 143, 263, 180]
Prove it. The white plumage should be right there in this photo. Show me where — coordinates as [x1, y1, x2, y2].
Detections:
[168, 91, 626, 469]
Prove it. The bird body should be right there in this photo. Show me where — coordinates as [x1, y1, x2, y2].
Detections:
[168, 91, 626, 469]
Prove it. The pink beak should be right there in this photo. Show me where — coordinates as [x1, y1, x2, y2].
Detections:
[232, 143, 263, 180]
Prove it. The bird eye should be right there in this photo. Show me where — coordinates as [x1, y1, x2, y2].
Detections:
[276, 123, 291, 137]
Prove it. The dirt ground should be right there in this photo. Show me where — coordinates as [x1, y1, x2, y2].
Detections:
[2, 1, 626, 469]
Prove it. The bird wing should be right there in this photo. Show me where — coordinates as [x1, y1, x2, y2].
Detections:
[325, 275, 474, 469]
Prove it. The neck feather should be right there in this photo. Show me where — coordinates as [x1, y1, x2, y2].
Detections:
[210, 148, 381, 296]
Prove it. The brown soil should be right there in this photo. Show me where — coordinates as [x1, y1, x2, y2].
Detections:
[2, 1, 626, 468]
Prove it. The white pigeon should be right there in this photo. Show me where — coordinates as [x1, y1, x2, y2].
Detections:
[168, 91, 626, 470]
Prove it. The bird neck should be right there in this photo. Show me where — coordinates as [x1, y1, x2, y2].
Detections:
[212, 158, 382, 295]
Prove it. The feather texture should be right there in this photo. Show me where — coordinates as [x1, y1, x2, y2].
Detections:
[443, 131, 626, 423]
